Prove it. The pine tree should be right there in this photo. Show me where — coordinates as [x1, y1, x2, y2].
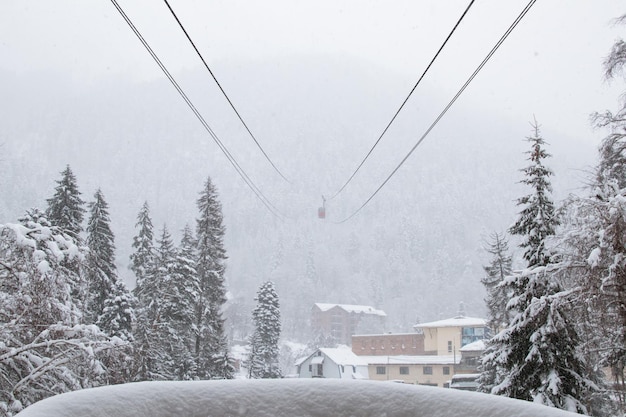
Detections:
[509, 121, 559, 269]
[481, 232, 512, 332]
[130, 201, 155, 290]
[247, 281, 282, 379]
[45, 165, 86, 239]
[194, 177, 233, 379]
[85, 189, 118, 323]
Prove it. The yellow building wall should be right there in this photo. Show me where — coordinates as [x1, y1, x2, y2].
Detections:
[434, 327, 462, 357]
[367, 363, 454, 387]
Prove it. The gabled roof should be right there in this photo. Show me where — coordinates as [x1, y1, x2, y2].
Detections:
[298, 347, 369, 367]
[314, 303, 387, 317]
[413, 315, 486, 329]
[319, 348, 369, 366]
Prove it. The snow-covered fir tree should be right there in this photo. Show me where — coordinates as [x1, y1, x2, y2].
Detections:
[45, 165, 86, 239]
[0, 209, 119, 415]
[481, 232, 512, 332]
[508, 121, 559, 269]
[170, 225, 200, 380]
[247, 281, 282, 379]
[482, 268, 596, 413]
[97, 279, 135, 342]
[130, 201, 155, 290]
[85, 189, 118, 323]
[194, 177, 233, 379]
[480, 123, 598, 414]
[133, 224, 177, 381]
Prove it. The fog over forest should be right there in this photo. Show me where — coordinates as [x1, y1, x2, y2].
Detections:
[2, 0, 624, 342]
[0, 56, 602, 340]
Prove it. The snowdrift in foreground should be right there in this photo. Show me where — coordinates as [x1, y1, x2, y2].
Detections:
[16, 379, 578, 417]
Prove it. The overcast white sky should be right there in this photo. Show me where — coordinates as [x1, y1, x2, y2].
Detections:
[0, 1, 625, 208]
[2, 1, 624, 129]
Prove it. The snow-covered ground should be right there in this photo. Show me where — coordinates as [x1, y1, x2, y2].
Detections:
[16, 379, 579, 417]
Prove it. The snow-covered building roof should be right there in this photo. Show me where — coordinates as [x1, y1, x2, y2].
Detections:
[319, 348, 369, 366]
[460, 340, 486, 352]
[413, 315, 486, 329]
[314, 303, 387, 317]
[359, 355, 459, 365]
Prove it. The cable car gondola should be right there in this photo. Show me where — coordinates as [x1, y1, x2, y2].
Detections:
[318, 196, 326, 219]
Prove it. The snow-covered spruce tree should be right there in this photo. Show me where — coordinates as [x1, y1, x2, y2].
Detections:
[97, 278, 135, 342]
[509, 121, 560, 269]
[194, 177, 233, 379]
[45, 165, 86, 240]
[478, 235, 512, 395]
[480, 124, 598, 413]
[45, 165, 87, 307]
[0, 209, 121, 415]
[247, 281, 282, 379]
[132, 225, 177, 381]
[85, 189, 118, 324]
[484, 268, 596, 413]
[481, 232, 512, 332]
[170, 225, 199, 380]
[130, 201, 155, 291]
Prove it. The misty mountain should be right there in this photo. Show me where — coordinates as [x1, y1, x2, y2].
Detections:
[0, 54, 597, 339]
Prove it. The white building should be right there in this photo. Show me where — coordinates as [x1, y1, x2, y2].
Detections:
[296, 348, 369, 379]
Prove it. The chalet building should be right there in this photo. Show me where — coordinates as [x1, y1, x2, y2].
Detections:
[413, 315, 489, 358]
[296, 348, 369, 379]
[351, 333, 431, 356]
[311, 303, 386, 345]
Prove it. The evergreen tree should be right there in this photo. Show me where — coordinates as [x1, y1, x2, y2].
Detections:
[480, 123, 598, 413]
[194, 177, 233, 379]
[133, 224, 177, 381]
[85, 189, 117, 323]
[45, 165, 86, 239]
[247, 281, 282, 379]
[97, 279, 135, 342]
[0, 210, 116, 414]
[484, 269, 595, 413]
[169, 225, 200, 380]
[130, 201, 155, 291]
[509, 121, 559, 268]
[557, 17, 626, 412]
[481, 232, 512, 332]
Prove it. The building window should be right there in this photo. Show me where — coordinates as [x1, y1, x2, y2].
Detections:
[308, 365, 312, 372]
[461, 326, 489, 346]
[447, 341, 452, 353]
[443, 366, 450, 375]
[376, 366, 386, 375]
[423, 366, 433, 375]
[399, 366, 409, 375]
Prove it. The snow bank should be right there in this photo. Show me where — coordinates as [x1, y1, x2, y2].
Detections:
[16, 379, 579, 417]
